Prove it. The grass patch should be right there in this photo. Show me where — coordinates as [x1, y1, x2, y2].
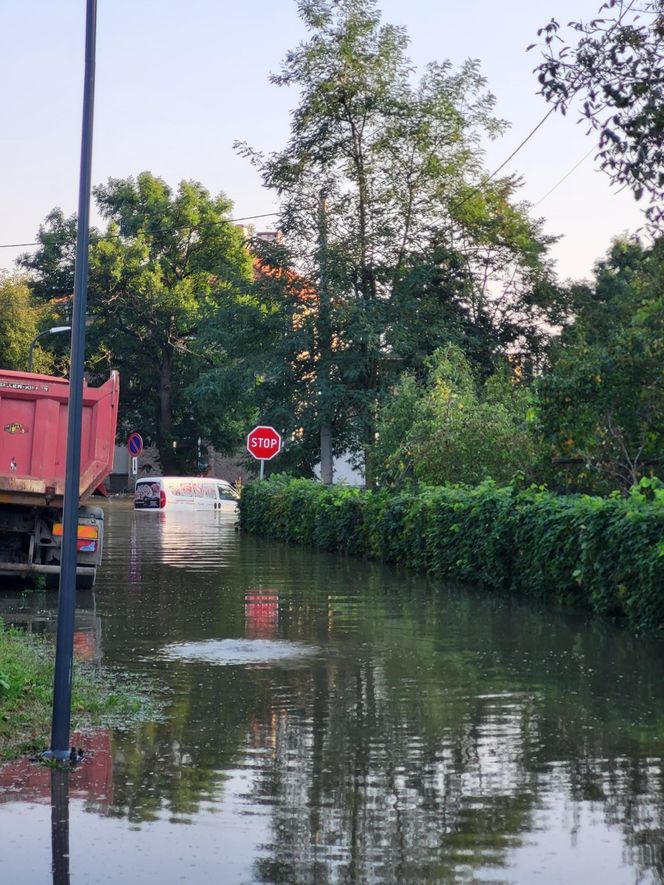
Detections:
[0, 620, 161, 761]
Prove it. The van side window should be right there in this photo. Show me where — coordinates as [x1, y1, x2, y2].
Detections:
[217, 485, 237, 501]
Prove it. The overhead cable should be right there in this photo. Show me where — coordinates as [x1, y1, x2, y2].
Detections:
[533, 145, 596, 207]
[0, 211, 280, 250]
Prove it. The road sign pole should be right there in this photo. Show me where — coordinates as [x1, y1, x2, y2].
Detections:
[260, 459, 265, 481]
[45, 0, 97, 762]
[126, 432, 143, 491]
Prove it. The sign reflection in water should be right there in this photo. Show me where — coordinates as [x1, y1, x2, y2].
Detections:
[245, 593, 279, 639]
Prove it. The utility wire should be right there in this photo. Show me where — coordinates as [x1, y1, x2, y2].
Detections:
[0, 106, 588, 251]
[451, 106, 556, 212]
[0, 211, 280, 250]
[485, 107, 556, 185]
[533, 145, 596, 207]
[230, 211, 279, 224]
[450, 0, 637, 212]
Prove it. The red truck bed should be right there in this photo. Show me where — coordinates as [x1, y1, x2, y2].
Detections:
[0, 370, 119, 507]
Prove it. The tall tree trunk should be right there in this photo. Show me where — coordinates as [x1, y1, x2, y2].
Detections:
[362, 354, 378, 490]
[320, 424, 333, 485]
[364, 444, 376, 491]
[157, 348, 176, 473]
[318, 191, 334, 485]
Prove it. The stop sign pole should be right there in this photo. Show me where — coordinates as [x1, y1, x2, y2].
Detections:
[247, 425, 282, 479]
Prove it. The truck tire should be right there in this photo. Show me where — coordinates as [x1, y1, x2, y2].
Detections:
[44, 571, 96, 590]
[45, 574, 59, 591]
[76, 570, 96, 591]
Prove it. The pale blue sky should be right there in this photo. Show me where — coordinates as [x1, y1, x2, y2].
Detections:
[0, 0, 645, 281]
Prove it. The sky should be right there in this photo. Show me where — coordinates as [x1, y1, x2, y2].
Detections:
[0, 0, 647, 283]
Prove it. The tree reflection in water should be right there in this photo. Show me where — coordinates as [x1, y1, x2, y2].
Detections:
[91, 505, 664, 880]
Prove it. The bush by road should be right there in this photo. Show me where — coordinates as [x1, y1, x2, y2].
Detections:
[240, 476, 664, 635]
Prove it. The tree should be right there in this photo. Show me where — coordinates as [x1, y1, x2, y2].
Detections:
[371, 345, 540, 488]
[237, 0, 556, 485]
[537, 237, 664, 492]
[223, 234, 338, 477]
[19, 209, 79, 301]
[0, 274, 55, 374]
[531, 0, 664, 225]
[20, 173, 253, 471]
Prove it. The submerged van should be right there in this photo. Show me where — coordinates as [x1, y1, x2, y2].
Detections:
[134, 477, 239, 512]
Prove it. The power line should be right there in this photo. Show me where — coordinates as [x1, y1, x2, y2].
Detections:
[0, 211, 280, 251]
[533, 145, 596, 207]
[0, 108, 589, 253]
[232, 212, 280, 223]
[452, 106, 556, 213]
[486, 107, 556, 185]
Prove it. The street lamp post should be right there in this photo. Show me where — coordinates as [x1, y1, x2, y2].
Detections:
[43, 0, 98, 763]
[28, 327, 72, 373]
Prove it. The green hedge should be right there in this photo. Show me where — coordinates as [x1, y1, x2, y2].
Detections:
[239, 476, 664, 634]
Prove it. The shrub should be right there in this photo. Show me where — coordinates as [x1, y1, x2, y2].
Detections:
[239, 476, 664, 634]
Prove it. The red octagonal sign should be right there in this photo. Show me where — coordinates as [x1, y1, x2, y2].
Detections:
[247, 425, 282, 461]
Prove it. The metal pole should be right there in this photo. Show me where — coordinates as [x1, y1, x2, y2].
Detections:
[45, 0, 97, 761]
[27, 334, 43, 373]
[260, 459, 265, 481]
[28, 327, 72, 373]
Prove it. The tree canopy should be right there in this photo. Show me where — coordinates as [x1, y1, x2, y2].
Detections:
[538, 237, 664, 492]
[0, 275, 55, 374]
[20, 173, 253, 472]
[372, 345, 540, 488]
[532, 0, 664, 225]
[236, 0, 557, 482]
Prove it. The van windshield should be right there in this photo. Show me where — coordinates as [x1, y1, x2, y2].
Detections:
[218, 485, 238, 501]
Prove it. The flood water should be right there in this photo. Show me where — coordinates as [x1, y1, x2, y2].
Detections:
[1, 498, 664, 884]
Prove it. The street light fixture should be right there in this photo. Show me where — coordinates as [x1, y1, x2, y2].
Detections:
[28, 326, 72, 373]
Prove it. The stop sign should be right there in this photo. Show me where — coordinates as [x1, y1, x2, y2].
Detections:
[247, 425, 282, 461]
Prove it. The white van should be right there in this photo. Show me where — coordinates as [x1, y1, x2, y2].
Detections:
[134, 477, 239, 512]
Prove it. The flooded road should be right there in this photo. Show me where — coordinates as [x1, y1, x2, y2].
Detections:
[2, 498, 664, 884]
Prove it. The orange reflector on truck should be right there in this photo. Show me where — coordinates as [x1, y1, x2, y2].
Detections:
[53, 523, 99, 540]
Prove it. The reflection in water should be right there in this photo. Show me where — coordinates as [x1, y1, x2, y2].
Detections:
[0, 731, 113, 807]
[245, 592, 279, 639]
[50, 768, 69, 885]
[1, 498, 664, 883]
[0, 589, 102, 662]
[133, 507, 239, 571]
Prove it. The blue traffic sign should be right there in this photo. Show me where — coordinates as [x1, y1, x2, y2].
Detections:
[127, 432, 143, 456]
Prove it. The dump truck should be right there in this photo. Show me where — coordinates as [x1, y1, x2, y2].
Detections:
[0, 369, 119, 589]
